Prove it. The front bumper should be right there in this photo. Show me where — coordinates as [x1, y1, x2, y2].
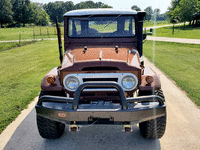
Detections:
[35, 82, 166, 124]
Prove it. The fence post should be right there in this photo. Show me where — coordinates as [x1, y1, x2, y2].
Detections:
[19, 32, 21, 46]
[47, 28, 49, 38]
[33, 29, 35, 41]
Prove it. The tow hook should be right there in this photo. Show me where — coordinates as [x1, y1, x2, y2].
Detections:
[69, 122, 80, 132]
[123, 125, 132, 132]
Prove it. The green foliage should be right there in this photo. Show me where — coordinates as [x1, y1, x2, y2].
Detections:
[144, 41, 200, 107]
[167, 0, 199, 23]
[0, 0, 13, 28]
[0, 40, 60, 133]
[74, 1, 112, 9]
[12, 0, 32, 26]
[30, 3, 50, 26]
[179, 0, 198, 23]
[43, 1, 74, 23]
[131, 5, 141, 11]
[43, 1, 112, 24]
[144, 6, 153, 21]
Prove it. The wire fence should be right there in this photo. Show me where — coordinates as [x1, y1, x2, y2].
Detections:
[6, 26, 64, 46]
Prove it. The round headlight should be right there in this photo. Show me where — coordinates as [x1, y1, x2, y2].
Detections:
[65, 76, 79, 90]
[121, 75, 137, 89]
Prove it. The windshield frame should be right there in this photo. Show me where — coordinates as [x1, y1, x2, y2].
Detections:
[67, 15, 137, 38]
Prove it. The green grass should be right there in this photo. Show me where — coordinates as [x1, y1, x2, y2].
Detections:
[143, 20, 171, 28]
[0, 40, 60, 133]
[151, 25, 200, 39]
[0, 41, 36, 52]
[0, 26, 64, 41]
[143, 41, 200, 107]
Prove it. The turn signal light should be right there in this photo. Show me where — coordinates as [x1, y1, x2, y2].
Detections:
[47, 76, 56, 84]
[146, 76, 154, 84]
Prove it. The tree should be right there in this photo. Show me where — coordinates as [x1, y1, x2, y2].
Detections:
[44, 1, 112, 23]
[0, 0, 13, 28]
[179, 0, 198, 25]
[166, 0, 181, 22]
[153, 8, 161, 20]
[144, 6, 153, 21]
[12, 0, 32, 26]
[74, 1, 112, 9]
[30, 3, 49, 26]
[44, 1, 74, 23]
[131, 5, 141, 11]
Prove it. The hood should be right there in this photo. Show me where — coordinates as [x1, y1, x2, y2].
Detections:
[74, 47, 129, 62]
[61, 47, 141, 69]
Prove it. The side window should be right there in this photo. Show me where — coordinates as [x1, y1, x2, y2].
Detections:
[124, 18, 135, 35]
[68, 20, 72, 36]
[68, 20, 81, 37]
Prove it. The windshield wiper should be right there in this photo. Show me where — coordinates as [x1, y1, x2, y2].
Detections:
[104, 14, 122, 28]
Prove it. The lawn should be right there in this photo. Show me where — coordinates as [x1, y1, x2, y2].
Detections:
[143, 20, 171, 28]
[150, 25, 200, 39]
[0, 41, 36, 52]
[143, 41, 200, 107]
[0, 40, 60, 133]
[0, 26, 64, 41]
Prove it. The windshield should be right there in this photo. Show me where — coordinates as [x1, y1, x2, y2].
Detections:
[68, 15, 135, 38]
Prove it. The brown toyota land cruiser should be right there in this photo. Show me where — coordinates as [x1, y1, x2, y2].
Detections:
[35, 9, 166, 139]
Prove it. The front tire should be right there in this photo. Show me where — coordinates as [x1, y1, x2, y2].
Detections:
[37, 115, 65, 139]
[139, 115, 166, 139]
[139, 89, 166, 139]
[37, 90, 65, 139]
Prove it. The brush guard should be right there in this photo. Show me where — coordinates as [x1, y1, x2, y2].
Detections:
[36, 82, 166, 124]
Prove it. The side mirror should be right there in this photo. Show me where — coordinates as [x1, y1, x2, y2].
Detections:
[143, 34, 147, 40]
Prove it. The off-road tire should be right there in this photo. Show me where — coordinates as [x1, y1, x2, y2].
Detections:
[37, 115, 65, 139]
[37, 90, 65, 139]
[139, 89, 166, 139]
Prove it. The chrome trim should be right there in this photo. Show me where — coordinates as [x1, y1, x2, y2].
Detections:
[63, 73, 138, 92]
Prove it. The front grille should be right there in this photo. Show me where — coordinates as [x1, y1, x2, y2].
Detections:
[63, 73, 138, 92]
[83, 78, 118, 82]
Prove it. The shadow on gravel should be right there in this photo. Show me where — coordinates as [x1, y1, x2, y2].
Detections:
[4, 109, 161, 150]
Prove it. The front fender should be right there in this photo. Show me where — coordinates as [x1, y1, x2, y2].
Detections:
[41, 67, 63, 91]
[139, 66, 161, 91]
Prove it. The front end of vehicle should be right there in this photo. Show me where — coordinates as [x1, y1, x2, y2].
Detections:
[35, 9, 166, 139]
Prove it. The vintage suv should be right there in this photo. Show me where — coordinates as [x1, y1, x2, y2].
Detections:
[35, 9, 166, 139]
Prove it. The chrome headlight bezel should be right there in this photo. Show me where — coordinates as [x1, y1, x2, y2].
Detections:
[63, 76, 80, 91]
[121, 75, 138, 90]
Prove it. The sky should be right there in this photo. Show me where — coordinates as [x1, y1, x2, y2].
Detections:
[31, 0, 172, 14]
